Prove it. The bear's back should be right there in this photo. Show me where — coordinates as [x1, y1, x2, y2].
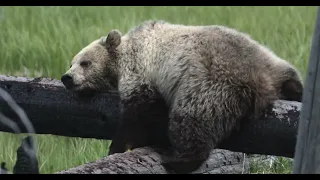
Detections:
[124, 21, 291, 106]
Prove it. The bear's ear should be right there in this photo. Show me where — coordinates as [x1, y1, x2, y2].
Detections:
[101, 29, 122, 51]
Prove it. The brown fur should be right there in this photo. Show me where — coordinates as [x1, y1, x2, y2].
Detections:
[61, 20, 303, 173]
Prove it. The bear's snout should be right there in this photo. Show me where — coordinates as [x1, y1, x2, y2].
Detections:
[61, 74, 74, 89]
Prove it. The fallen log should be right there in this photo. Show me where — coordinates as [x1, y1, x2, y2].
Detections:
[55, 147, 249, 174]
[0, 75, 301, 158]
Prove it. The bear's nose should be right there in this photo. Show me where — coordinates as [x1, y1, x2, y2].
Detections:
[61, 74, 73, 87]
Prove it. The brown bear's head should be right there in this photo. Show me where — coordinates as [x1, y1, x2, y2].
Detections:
[61, 29, 122, 95]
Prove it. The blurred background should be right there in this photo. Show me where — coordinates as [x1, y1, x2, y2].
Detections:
[0, 6, 316, 174]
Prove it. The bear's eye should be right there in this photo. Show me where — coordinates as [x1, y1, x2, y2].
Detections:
[69, 64, 72, 68]
[80, 61, 91, 67]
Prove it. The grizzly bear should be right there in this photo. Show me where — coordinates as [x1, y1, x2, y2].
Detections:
[61, 20, 303, 173]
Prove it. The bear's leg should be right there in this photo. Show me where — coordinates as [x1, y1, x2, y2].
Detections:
[163, 84, 252, 174]
[108, 120, 137, 155]
[278, 67, 304, 102]
[280, 78, 303, 102]
[108, 80, 161, 156]
[108, 101, 153, 156]
[129, 98, 171, 150]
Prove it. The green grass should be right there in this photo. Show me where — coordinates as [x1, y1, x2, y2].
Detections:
[250, 156, 294, 174]
[0, 6, 316, 174]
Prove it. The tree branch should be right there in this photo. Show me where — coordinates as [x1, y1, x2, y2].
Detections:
[55, 147, 249, 174]
[0, 75, 301, 158]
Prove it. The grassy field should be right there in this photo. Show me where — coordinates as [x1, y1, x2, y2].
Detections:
[0, 6, 316, 174]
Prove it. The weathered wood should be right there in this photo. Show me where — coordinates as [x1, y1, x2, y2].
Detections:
[293, 7, 320, 174]
[55, 147, 249, 174]
[220, 100, 300, 158]
[0, 75, 301, 158]
[0, 75, 121, 140]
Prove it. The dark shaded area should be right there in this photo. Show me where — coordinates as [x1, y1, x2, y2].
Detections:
[0, 162, 9, 174]
[0, 75, 301, 159]
[0, 136, 39, 174]
[13, 136, 39, 174]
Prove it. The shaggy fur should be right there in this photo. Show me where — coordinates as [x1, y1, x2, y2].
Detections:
[61, 20, 303, 173]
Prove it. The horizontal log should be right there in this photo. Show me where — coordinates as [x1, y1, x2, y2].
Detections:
[0, 75, 301, 158]
[0, 75, 121, 139]
[55, 147, 249, 174]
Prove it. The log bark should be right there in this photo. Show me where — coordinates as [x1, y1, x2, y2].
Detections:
[0, 75, 301, 158]
[55, 147, 249, 174]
